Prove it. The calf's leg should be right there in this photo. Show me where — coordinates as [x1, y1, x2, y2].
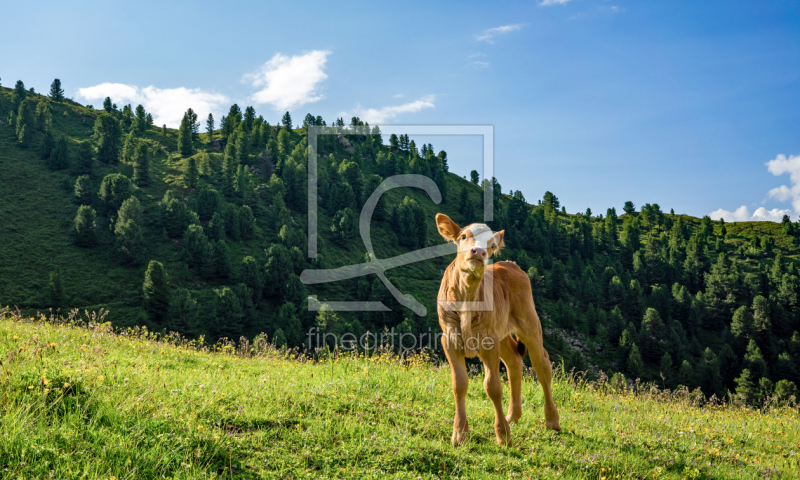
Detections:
[499, 336, 523, 424]
[480, 338, 512, 446]
[516, 315, 561, 431]
[442, 335, 469, 445]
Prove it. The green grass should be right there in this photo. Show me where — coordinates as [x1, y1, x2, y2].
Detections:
[2, 311, 799, 479]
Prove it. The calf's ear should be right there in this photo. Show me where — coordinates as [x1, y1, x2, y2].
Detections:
[493, 230, 505, 250]
[435, 213, 461, 242]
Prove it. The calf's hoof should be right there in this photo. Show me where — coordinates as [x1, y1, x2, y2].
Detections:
[451, 429, 469, 446]
[546, 419, 561, 431]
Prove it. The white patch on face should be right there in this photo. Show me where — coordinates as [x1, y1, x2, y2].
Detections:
[467, 224, 494, 250]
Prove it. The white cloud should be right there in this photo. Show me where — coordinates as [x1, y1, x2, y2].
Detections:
[342, 96, 436, 124]
[709, 206, 752, 222]
[243, 50, 330, 112]
[475, 24, 525, 43]
[766, 154, 800, 213]
[709, 206, 794, 222]
[77, 82, 229, 128]
[539, 0, 572, 6]
[472, 61, 490, 69]
[752, 207, 795, 222]
[709, 153, 800, 222]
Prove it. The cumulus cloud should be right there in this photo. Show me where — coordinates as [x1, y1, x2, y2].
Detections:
[343, 96, 435, 124]
[475, 24, 525, 43]
[243, 50, 330, 112]
[766, 154, 800, 213]
[709, 153, 800, 222]
[77, 83, 229, 128]
[709, 206, 794, 223]
[539, 0, 572, 6]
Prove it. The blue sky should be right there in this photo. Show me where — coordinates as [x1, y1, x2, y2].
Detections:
[3, 0, 800, 221]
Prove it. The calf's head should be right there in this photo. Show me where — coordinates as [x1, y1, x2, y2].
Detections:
[436, 213, 504, 275]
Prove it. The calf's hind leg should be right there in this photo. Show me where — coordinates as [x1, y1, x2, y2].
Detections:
[499, 336, 523, 424]
[516, 320, 561, 431]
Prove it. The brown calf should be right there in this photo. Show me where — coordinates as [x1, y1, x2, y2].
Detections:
[435, 213, 560, 446]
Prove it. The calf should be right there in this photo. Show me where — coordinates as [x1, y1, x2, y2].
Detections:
[435, 213, 560, 446]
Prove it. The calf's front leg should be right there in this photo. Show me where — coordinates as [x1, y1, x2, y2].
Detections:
[442, 335, 469, 445]
[480, 338, 512, 446]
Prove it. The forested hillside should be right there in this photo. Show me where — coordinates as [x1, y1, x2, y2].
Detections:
[1, 78, 799, 406]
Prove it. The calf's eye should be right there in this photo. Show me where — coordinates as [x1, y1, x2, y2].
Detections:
[461, 235, 466, 240]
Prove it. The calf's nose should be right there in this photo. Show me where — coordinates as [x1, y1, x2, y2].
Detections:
[470, 247, 487, 258]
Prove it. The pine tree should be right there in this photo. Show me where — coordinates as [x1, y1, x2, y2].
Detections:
[16, 100, 33, 147]
[11, 80, 26, 110]
[143, 260, 170, 324]
[178, 111, 193, 156]
[281, 111, 293, 129]
[48, 135, 70, 170]
[49, 79, 64, 102]
[103, 97, 113, 113]
[94, 113, 123, 164]
[222, 143, 237, 195]
[74, 175, 93, 205]
[206, 113, 215, 143]
[132, 142, 149, 186]
[122, 130, 137, 163]
[167, 288, 198, 334]
[49, 266, 65, 308]
[627, 343, 645, 378]
[74, 205, 98, 246]
[134, 104, 147, 134]
[74, 141, 94, 175]
[98, 173, 133, 213]
[187, 108, 199, 140]
[114, 218, 145, 265]
[207, 212, 225, 241]
[40, 129, 55, 160]
[35, 101, 51, 132]
[184, 155, 198, 188]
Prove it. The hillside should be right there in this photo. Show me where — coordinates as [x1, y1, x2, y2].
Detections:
[2, 312, 799, 479]
[1, 79, 800, 407]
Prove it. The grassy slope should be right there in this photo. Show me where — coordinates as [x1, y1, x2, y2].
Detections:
[2, 314, 799, 479]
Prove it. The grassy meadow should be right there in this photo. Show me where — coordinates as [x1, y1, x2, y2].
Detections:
[2, 310, 799, 479]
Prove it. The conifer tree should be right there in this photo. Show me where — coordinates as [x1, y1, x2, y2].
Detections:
[133, 142, 149, 186]
[122, 130, 137, 163]
[222, 143, 237, 195]
[12, 80, 27, 109]
[94, 113, 123, 164]
[167, 289, 198, 334]
[74, 175, 93, 205]
[470, 170, 480, 185]
[35, 101, 51, 132]
[134, 104, 147, 134]
[48, 135, 70, 170]
[103, 97, 113, 113]
[114, 217, 144, 265]
[207, 212, 225, 241]
[187, 108, 199, 140]
[40, 128, 55, 160]
[49, 79, 64, 102]
[74, 205, 98, 246]
[16, 100, 33, 147]
[206, 113, 214, 143]
[178, 111, 193, 156]
[281, 111, 292, 129]
[184, 155, 198, 188]
[49, 266, 65, 308]
[74, 141, 94, 175]
[143, 260, 170, 324]
[98, 173, 133, 213]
